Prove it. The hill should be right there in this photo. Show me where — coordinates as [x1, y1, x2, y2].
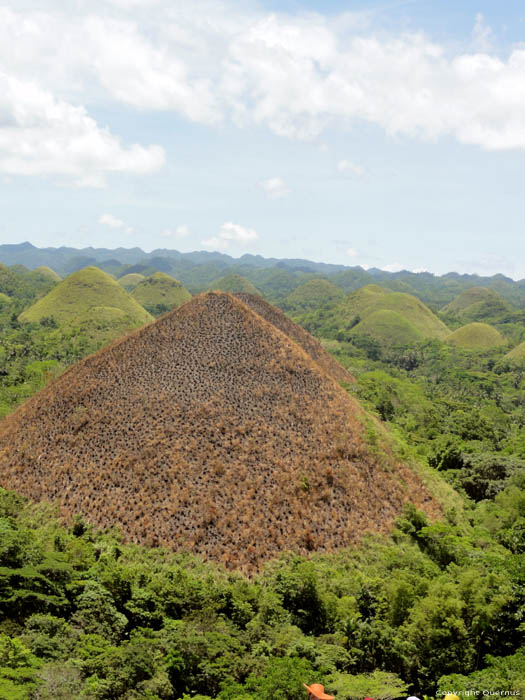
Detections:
[442, 287, 512, 321]
[505, 341, 525, 362]
[208, 273, 261, 295]
[351, 309, 425, 345]
[0, 292, 439, 571]
[340, 284, 450, 342]
[446, 322, 506, 349]
[131, 272, 192, 315]
[34, 265, 61, 281]
[285, 278, 345, 311]
[118, 272, 146, 292]
[19, 267, 153, 333]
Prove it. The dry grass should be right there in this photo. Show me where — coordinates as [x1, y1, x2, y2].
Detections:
[0, 292, 439, 572]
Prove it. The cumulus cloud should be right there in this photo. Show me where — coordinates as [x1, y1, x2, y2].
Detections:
[202, 221, 259, 251]
[0, 71, 165, 186]
[338, 160, 365, 177]
[161, 224, 192, 238]
[2, 4, 525, 152]
[260, 177, 290, 198]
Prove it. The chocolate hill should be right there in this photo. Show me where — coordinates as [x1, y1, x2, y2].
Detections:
[0, 293, 439, 571]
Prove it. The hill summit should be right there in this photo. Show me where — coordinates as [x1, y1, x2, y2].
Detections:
[0, 292, 438, 570]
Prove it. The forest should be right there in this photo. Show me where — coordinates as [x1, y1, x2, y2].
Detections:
[0, 258, 523, 700]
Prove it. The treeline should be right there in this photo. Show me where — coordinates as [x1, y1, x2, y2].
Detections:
[0, 485, 523, 700]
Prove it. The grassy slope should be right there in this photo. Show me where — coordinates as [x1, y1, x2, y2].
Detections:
[351, 309, 425, 345]
[446, 322, 506, 349]
[442, 286, 512, 321]
[285, 278, 345, 310]
[131, 272, 192, 310]
[118, 273, 146, 292]
[208, 273, 261, 295]
[19, 267, 152, 327]
[340, 284, 451, 341]
[505, 341, 525, 361]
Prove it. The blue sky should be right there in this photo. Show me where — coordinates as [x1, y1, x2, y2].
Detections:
[1, 0, 525, 278]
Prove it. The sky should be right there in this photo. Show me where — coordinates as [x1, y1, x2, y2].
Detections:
[1, 0, 525, 279]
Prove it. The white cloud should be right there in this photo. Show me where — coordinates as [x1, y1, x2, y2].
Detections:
[99, 213, 134, 233]
[338, 160, 365, 177]
[260, 177, 290, 198]
[99, 214, 125, 228]
[202, 221, 259, 250]
[382, 262, 405, 272]
[346, 248, 359, 257]
[0, 71, 165, 186]
[161, 224, 192, 238]
[2, 4, 525, 153]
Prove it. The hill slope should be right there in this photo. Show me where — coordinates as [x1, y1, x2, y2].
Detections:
[0, 292, 438, 571]
[19, 267, 152, 331]
[235, 293, 354, 384]
[340, 284, 450, 342]
[351, 309, 425, 345]
[446, 322, 506, 349]
[131, 272, 192, 314]
[505, 341, 525, 362]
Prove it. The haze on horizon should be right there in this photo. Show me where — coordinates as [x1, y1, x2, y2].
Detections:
[1, 0, 525, 280]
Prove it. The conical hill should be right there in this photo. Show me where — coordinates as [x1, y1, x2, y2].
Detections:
[446, 322, 506, 349]
[131, 272, 192, 315]
[442, 287, 512, 321]
[19, 267, 153, 331]
[0, 293, 439, 571]
[340, 284, 450, 342]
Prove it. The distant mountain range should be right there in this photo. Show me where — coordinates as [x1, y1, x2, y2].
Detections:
[1, 241, 524, 308]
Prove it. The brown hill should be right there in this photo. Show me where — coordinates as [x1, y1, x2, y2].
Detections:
[0, 293, 439, 571]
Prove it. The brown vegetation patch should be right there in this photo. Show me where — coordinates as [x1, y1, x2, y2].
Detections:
[0, 293, 439, 572]
[235, 293, 355, 384]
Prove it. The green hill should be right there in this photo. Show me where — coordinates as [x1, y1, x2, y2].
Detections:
[442, 286, 512, 321]
[446, 322, 506, 349]
[0, 292, 11, 306]
[208, 273, 261, 295]
[19, 267, 153, 336]
[351, 309, 425, 345]
[285, 278, 345, 311]
[131, 272, 192, 315]
[505, 341, 525, 362]
[340, 284, 450, 342]
[118, 273, 146, 292]
[34, 265, 61, 281]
